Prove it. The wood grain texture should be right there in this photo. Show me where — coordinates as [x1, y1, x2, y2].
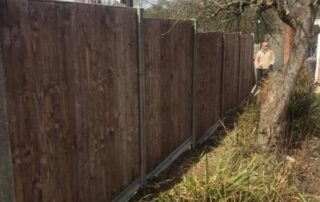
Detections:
[1, 1, 256, 200]
[194, 32, 223, 140]
[2, 2, 140, 201]
[0, 0, 28, 201]
[239, 34, 254, 102]
[0, 32, 16, 202]
[222, 33, 240, 115]
[144, 19, 193, 172]
[137, 8, 147, 186]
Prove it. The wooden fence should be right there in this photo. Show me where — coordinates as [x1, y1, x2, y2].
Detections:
[144, 19, 194, 173]
[0, 1, 254, 202]
[222, 33, 241, 115]
[193, 32, 224, 140]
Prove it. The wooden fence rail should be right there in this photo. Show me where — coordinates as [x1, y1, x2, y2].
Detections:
[0, 1, 255, 201]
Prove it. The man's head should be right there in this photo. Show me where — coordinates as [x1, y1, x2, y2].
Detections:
[261, 42, 270, 51]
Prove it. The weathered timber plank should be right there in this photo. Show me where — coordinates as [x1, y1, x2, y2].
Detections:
[145, 19, 193, 172]
[4, 1, 140, 201]
[222, 33, 240, 114]
[194, 32, 223, 140]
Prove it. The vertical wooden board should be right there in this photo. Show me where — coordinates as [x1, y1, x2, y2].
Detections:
[222, 33, 240, 114]
[4, 1, 140, 202]
[16, 2, 59, 201]
[57, 4, 80, 201]
[145, 19, 193, 172]
[144, 19, 162, 172]
[0, 0, 28, 201]
[100, 6, 140, 200]
[0, 1, 24, 202]
[248, 35, 255, 88]
[68, 4, 140, 202]
[72, 5, 90, 201]
[15, 2, 80, 201]
[239, 34, 250, 102]
[194, 32, 223, 139]
[232, 33, 240, 109]
[137, 8, 147, 186]
[169, 20, 193, 154]
[159, 20, 174, 161]
[240, 34, 255, 100]
[246, 35, 253, 96]
[0, 25, 15, 202]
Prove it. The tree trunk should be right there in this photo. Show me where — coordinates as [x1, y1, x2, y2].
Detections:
[258, 1, 318, 147]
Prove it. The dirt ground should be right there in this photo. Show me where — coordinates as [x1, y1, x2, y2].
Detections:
[293, 87, 320, 201]
[292, 135, 320, 201]
[294, 136, 320, 196]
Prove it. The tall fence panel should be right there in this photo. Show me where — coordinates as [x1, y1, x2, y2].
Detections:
[144, 18, 194, 172]
[222, 33, 240, 114]
[239, 34, 254, 102]
[1, 2, 140, 201]
[194, 32, 223, 140]
[0, 2, 256, 200]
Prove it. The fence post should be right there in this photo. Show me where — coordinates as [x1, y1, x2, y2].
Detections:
[191, 19, 197, 148]
[137, 8, 147, 188]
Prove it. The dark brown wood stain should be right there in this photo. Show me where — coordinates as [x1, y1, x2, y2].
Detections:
[2, 2, 140, 201]
[144, 19, 194, 172]
[222, 33, 240, 114]
[194, 32, 223, 140]
[239, 34, 254, 102]
[0, 1, 255, 201]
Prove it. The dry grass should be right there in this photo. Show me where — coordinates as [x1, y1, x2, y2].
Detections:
[281, 64, 320, 150]
[139, 104, 306, 202]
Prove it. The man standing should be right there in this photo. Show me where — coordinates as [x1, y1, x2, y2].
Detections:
[254, 42, 275, 82]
